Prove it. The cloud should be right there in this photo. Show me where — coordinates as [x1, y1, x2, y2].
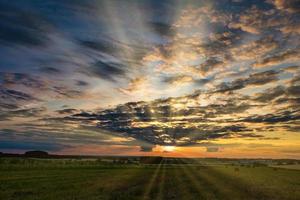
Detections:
[163, 75, 211, 87]
[246, 70, 280, 85]
[197, 58, 224, 75]
[228, 5, 282, 34]
[287, 85, 300, 97]
[118, 77, 147, 95]
[56, 108, 78, 115]
[239, 112, 300, 124]
[0, 107, 46, 121]
[289, 74, 300, 85]
[78, 39, 118, 56]
[254, 86, 285, 102]
[272, 0, 300, 13]
[1, 72, 47, 89]
[215, 70, 280, 93]
[231, 36, 279, 61]
[0, 88, 38, 104]
[0, 72, 85, 100]
[163, 75, 194, 86]
[40, 67, 61, 74]
[280, 22, 300, 35]
[60, 95, 266, 146]
[0, 102, 19, 110]
[253, 48, 300, 68]
[0, 2, 52, 46]
[149, 21, 175, 37]
[1, 0, 300, 155]
[283, 65, 300, 73]
[85, 60, 126, 81]
[75, 80, 89, 87]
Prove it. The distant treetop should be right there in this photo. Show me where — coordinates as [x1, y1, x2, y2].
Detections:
[24, 151, 48, 156]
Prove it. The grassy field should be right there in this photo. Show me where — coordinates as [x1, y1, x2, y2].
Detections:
[0, 158, 299, 200]
[270, 164, 300, 170]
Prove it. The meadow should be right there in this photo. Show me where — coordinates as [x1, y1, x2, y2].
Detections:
[0, 158, 299, 200]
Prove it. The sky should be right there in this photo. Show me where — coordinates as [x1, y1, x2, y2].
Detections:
[0, 0, 300, 158]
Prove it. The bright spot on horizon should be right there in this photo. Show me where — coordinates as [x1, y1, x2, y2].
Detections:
[163, 146, 176, 152]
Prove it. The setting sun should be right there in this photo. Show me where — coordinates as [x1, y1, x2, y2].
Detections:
[163, 146, 176, 152]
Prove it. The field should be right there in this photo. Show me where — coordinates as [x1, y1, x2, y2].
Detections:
[0, 158, 299, 200]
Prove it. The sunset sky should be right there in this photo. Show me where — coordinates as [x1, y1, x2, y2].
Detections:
[0, 0, 299, 158]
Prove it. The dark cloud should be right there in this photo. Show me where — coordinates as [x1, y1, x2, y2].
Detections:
[163, 75, 193, 85]
[56, 108, 78, 115]
[50, 86, 83, 99]
[1, 72, 47, 89]
[0, 88, 37, 102]
[215, 70, 280, 92]
[239, 112, 300, 124]
[275, 97, 300, 105]
[0, 72, 85, 100]
[0, 2, 51, 46]
[193, 78, 212, 86]
[40, 67, 61, 74]
[246, 70, 280, 86]
[61, 99, 259, 146]
[78, 37, 151, 72]
[254, 86, 285, 102]
[149, 21, 175, 37]
[287, 85, 300, 97]
[254, 49, 300, 68]
[215, 80, 246, 93]
[75, 80, 89, 87]
[0, 102, 19, 110]
[254, 83, 300, 106]
[85, 60, 126, 81]
[78, 39, 118, 56]
[284, 126, 300, 132]
[0, 107, 46, 121]
[9, 107, 46, 117]
[198, 58, 224, 75]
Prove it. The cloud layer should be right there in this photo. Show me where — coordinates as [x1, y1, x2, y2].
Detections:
[0, 0, 299, 157]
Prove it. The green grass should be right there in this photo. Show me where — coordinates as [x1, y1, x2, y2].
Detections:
[270, 164, 300, 170]
[0, 158, 299, 200]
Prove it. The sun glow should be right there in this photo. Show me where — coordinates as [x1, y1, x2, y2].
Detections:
[163, 146, 176, 152]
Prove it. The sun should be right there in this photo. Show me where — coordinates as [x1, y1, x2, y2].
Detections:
[163, 146, 176, 152]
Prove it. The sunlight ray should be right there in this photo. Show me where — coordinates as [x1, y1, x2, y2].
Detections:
[142, 160, 163, 200]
